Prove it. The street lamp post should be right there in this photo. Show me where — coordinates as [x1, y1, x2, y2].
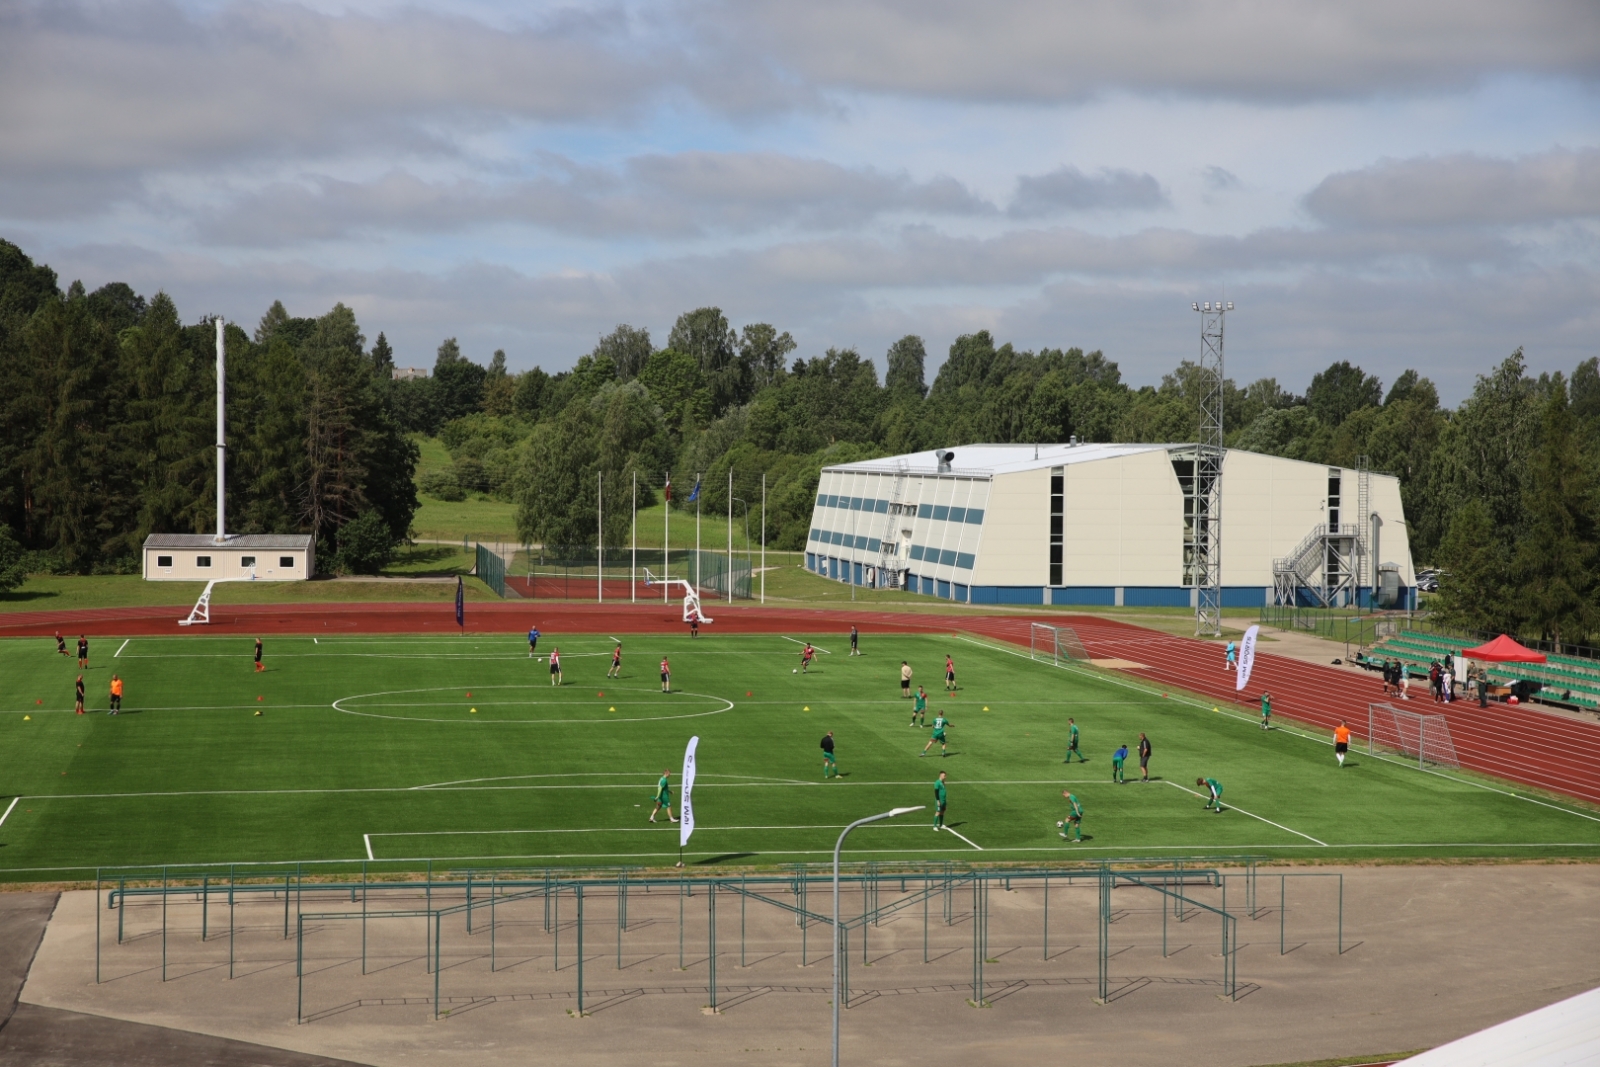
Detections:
[833, 805, 924, 1067]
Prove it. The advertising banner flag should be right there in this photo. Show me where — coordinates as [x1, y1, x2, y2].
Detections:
[679, 736, 699, 849]
[455, 575, 465, 630]
[1236, 624, 1260, 691]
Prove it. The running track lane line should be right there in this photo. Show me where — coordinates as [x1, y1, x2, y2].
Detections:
[941, 826, 983, 850]
[0, 797, 19, 828]
[1163, 781, 1329, 846]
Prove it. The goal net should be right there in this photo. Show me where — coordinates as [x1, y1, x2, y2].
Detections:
[642, 568, 714, 624]
[1367, 702, 1460, 769]
[1030, 623, 1088, 665]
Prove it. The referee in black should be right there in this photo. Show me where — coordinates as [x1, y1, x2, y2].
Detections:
[1138, 732, 1152, 782]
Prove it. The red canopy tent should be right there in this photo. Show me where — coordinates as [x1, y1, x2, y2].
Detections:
[1462, 634, 1547, 663]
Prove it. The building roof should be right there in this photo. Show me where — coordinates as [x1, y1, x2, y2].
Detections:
[142, 533, 313, 549]
[824, 442, 1178, 477]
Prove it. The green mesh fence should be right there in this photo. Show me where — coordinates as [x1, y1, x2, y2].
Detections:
[475, 543, 506, 598]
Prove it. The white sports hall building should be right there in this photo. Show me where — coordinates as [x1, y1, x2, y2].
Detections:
[804, 443, 1416, 610]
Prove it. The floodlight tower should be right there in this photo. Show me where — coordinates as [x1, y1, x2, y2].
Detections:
[1188, 299, 1231, 637]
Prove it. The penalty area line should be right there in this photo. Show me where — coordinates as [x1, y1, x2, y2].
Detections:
[780, 635, 832, 655]
[114, 640, 129, 658]
[1165, 781, 1328, 846]
[0, 797, 20, 829]
[364, 833, 374, 861]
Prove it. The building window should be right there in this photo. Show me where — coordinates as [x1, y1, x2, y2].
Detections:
[241, 556, 256, 568]
[280, 556, 295, 568]
[1049, 467, 1064, 585]
[196, 556, 212, 568]
[157, 555, 172, 568]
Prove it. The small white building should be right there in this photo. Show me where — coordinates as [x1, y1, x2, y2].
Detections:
[142, 534, 314, 582]
[805, 443, 1415, 609]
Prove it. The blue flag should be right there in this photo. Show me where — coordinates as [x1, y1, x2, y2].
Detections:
[687, 479, 701, 503]
[455, 575, 464, 629]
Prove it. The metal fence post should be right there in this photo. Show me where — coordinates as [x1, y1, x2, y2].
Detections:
[577, 884, 585, 1015]
[161, 866, 168, 982]
[707, 881, 717, 1011]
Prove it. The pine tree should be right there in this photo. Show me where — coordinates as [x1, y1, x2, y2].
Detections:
[1513, 379, 1600, 650]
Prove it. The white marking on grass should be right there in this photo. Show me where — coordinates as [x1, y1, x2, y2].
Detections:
[370, 823, 934, 840]
[0, 797, 20, 828]
[332, 685, 734, 725]
[412, 772, 811, 790]
[781, 636, 831, 654]
[941, 826, 983, 850]
[951, 632, 1600, 825]
[364, 833, 374, 861]
[313, 637, 318, 645]
[114, 640, 129, 658]
[1164, 781, 1328, 846]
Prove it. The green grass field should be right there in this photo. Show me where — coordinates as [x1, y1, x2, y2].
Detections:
[2, 631, 1597, 880]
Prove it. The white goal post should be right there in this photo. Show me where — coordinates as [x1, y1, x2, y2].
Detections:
[642, 568, 713, 624]
[1367, 702, 1460, 769]
[1029, 622, 1088, 665]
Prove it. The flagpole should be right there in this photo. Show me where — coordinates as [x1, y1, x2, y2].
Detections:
[695, 473, 701, 595]
[631, 471, 637, 604]
[597, 470, 603, 604]
[664, 473, 670, 604]
[760, 472, 767, 605]
[727, 468, 733, 604]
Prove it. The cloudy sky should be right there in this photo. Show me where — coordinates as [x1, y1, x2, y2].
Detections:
[3, 0, 1598, 401]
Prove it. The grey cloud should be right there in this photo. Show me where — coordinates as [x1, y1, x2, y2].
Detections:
[0, 0, 765, 200]
[714, 0, 1600, 102]
[193, 155, 992, 245]
[1009, 166, 1166, 217]
[1305, 148, 1600, 228]
[1202, 167, 1241, 192]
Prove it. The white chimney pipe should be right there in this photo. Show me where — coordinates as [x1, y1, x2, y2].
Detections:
[215, 317, 227, 544]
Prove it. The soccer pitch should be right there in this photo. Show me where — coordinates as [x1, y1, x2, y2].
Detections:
[3, 630, 1598, 878]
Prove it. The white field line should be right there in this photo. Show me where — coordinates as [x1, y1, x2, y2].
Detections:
[780, 635, 832, 655]
[22, 778, 1132, 802]
[114, 639, 129, 658]
[313, 637, 318, 644]
[941, 826, 983, 850]
[0, 704, 327, 717]
[364, 833, 374, 861]
[0, 797, 20, 828]
[951, 632, 1600, 826]
[1164, 781, 1328, 846]
[371, 823, 941, 839]
[12, 840, 1600, 875]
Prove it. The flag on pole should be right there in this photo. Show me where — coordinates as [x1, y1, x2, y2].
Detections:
[687, 478, 701, 503]
[1236, 624, 1259, 691]
[679, 735, 699, 849]
[664, 474, 671, 502]
[455, 575, 465, 630]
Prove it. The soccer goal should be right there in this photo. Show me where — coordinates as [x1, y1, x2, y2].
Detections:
[1030, 622, 1089, 665]
[642, 568, 714, 624]
[1367, 702, 1460, 769]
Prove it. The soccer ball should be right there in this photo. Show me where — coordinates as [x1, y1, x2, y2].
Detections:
[1056, 821, 1064, 828]
[793, 669, 798, 674]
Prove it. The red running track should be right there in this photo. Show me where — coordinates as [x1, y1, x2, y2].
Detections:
[4, 600, 1598, 806]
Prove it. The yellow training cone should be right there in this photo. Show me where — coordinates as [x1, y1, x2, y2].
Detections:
[803, 706, 810, 711]
[609, 706, 616, 712]
[470, 708, 478, 713]
[1213, 706, 1219, 712]
[23, 715, 30, 721]
[983, 705, 990, 711]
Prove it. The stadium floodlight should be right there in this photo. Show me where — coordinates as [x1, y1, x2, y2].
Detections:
[834, 805, 924, 1066]
[1192, 301, 1199, 310]
[1227, 301, 1234, 310]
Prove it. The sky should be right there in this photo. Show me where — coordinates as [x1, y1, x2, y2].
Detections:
[2, 0, 1598, 403]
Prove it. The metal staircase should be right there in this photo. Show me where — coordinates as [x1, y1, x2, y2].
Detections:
[875, 464, 911, 588]
[1273, 524, 1362, 608]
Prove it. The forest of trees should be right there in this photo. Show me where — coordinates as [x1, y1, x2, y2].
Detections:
[1, 238, 1595, 646]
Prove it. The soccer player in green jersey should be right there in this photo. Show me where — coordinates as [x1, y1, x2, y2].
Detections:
[933, 771, 948, 830]
[910, 685, 928, 727]
[1260, 691, 1272, 731]
[1057, 790, 1083, 841]
[1064, 718, 1086, 762]
[820, 731, 837, 778]
[649, 770, 678, 823]
[920, 711, 951, 756]
[1112, 744, 1128, 784]
[1198, 776, 1224, 813]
